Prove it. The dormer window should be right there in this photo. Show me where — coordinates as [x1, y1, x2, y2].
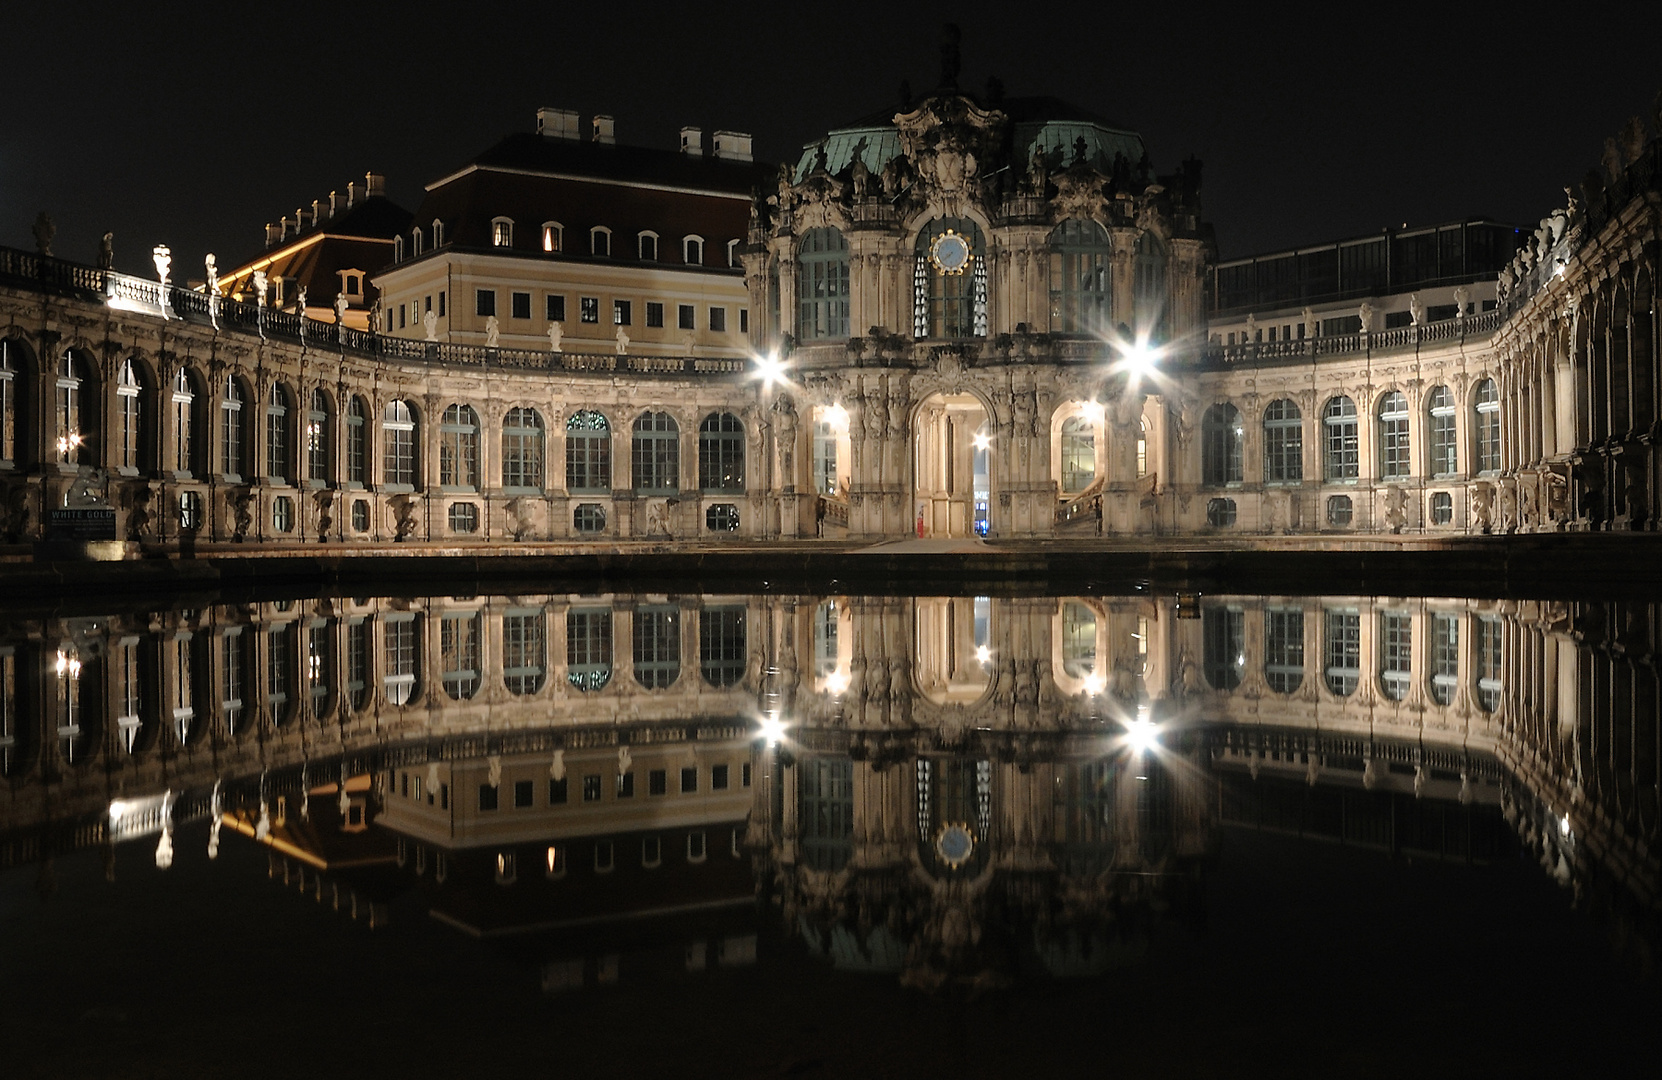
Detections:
[338, 270, 363, 297]
[726, 239, 741, 268]
[410, 227, 423, 256]
[491, 218, 513, 248]
[431, 219, 445, 247]
[638, 231, 659, 261]
[542, 222, 563, 253]
[683, 235, 704, 265]
[590, 227, 611, 257]
[392, 236, 405, 262]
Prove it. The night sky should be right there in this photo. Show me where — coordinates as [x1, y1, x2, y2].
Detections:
[4, 1, 1659, 277]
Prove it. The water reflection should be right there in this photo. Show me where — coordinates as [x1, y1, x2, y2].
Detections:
[0, 592, 1656, 988]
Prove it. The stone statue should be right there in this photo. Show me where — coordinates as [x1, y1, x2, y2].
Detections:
[485, 314, 500, 347]
[849, 145, 871, 200]
[1244, 313, 1257, 342]
[646, 498, 672, 537]
[547, 321, 563, 352]
[1470, 481, 1495, 533]
[334, 291, 349, 324]
[152, 244, 171, 289]
[423, 309, 438, 342]
[1357, 301, 1375, 334]
[252, 269, 268, 307]
[1301, 307, 1317, 339]
[1602, 136, 1625, 182]
[549, 750, 565, 782]
[32, 212, 54, 256]
[1408, 293, 1424, 326]
[296, 285, 307, 314]
[486, 755, 502, 789]
[205, 253, 220, 329]
[97, 232, 114, 270]
[1383, 486, 1407, 533]
[1452, 286, 1470, 318]
[615, 325, 630, 355]
[505, 497, 535, 540]
[368, 306, 381, 334]
[1026, 143, 1048, 196]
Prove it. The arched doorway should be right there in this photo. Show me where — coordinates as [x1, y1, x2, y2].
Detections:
[913, 392, 990, 538]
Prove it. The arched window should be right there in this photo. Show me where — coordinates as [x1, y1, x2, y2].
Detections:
[490, 217, 513, 248]
[221, 376, 246, 479]
[1264, 607, 1304, 693]
[797, 227, 849, 340]
[382, 399, 416, 489]
[1047, 219, 1111, 333]
[0, 340, 18, 466]
[1060, 415, 1095, 493]
[633, 605, 681, 689]
[439, 404, 480, 490]
[565, 410, 611, 492]
[1262, 398, 1302, 483]
[632, 411, 679, 494]
[1379, 611, 1411, 700]
[116, 359, 144, 472]
[345, 397, 367, 485]
[699, 606, 746, 688]
[307, 389, 330, 483]
[1201, 403, 1242, 485]
[502, 608, 546, 695]
[440, 611, 481, 700]
[913, 218, 987, 339]
[1475, 616, 1502, 712]
[502, 407, 544, 492]
[699, 412, 745, 493]
[637, 231, 658, 261]
[1060, 602, 1097, 678]
[1322, 396, 1358, 481]
[683, 235, 704, 265]
[1378, 391, 1410, 479]
[56, 352, 92, 464]
[431, 219, 445, 247]
[1136, 418, 1147, 477]
[590, 227, 611, 257]
[410, 226, 424, 257]
[1474, 378, 1501, 473]
[171, 369, 196, 475]
[567, 608, 612, 692]
[266, 383, 292, 482]
[1427, 385, 1456, 477]
[266, 624, 294, 726]
[1429, 613, 1458, 705]
[541, 222, 562, 253]
[1133, 232, 1168, 339]
[813, 420, 838, 496]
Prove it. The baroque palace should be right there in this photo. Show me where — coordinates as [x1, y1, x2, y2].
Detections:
[0, 84, 1659, 546]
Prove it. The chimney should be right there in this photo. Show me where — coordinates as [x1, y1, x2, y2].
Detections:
[712, 131, 753, 163]
[591, 115, 615, 145]
[536, 107, 580, 139]
[329, 190, 344, 216]
[680, 126, 704, 156]
[296, 208, 312, 231]
[280, 215, 293, 239]
[266, 222, 282, 247]
[365, 171, 386, 198]
[347, 180, 360, 206]
[312, 198, 325, 223]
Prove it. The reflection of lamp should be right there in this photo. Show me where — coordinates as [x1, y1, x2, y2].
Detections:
[823, 670, 850, 695]
[753, 351, 788, 389]
[975, 645, 992, 665]
[1082, 672, 1106, 696]
[1126, 716, 1159, 755]
[823, 403, 849, 431]
[972, 432, 991, 452]
[759, 711, 787, 745]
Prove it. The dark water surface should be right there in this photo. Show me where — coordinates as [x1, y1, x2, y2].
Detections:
[1, 588, 1656, 1076]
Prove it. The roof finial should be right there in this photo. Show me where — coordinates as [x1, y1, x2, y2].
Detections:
[939, 23, 961, 88]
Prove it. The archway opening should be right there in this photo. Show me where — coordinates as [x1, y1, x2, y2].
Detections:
[913, 392, 990, 538]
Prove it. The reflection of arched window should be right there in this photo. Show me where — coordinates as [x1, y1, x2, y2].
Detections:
[305, 623, 331, 719]
[439, 404, 480, 490]
[440, 611, 481, 700]
[1048, 219, 1111, 332]
[502, 407, 544, 492]
[799, 756, 853, 872]
[700, 606, 745, 688]
[1323, 608, 1359, 696]
[1133, 232, 1167, 338]
[1263, 398, 1302, 483]
[221, 376, 246, 479]
[699, 412, 745, 493]
[1202, 606, 1243, 690]
[1323, 396, 1358, 481]
[913, 218, 987, 339]
[798, 227, 849, 340]
[633, 605, 680, 689]
[1427, 385, 1456, 477]
[382, 613, 418, 706]
[1475, 616, 1501, 712]
[1060, 602, 1097, 678]
[54, 644, 87, 764]
[1429, 613, 1458, 705]
[116, 359, 144, 472]
[1060, 415, 1095, 492]
[565, 410, 611, 493]
[1379, 611, 1411, 700]
[1201, 403, 1242, 485]
[566, 608, 612, 692]
[631, 411, 678, 494]
[382, 400, 416, 488]
[1264, 607, 1303, 693]
[266, 624, 293, 725]
[502, 609, 546, 695]
[813, 601, 839, 678]
[1474, 378, 1500, 473]
[1378, 391, 1410, 479]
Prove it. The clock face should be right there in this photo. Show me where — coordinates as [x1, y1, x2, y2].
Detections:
[930, 231, 972, 276]
[934, 823, 976, 868]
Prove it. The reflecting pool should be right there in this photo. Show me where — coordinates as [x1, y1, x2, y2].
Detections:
[1, 589, 1656, 1074]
